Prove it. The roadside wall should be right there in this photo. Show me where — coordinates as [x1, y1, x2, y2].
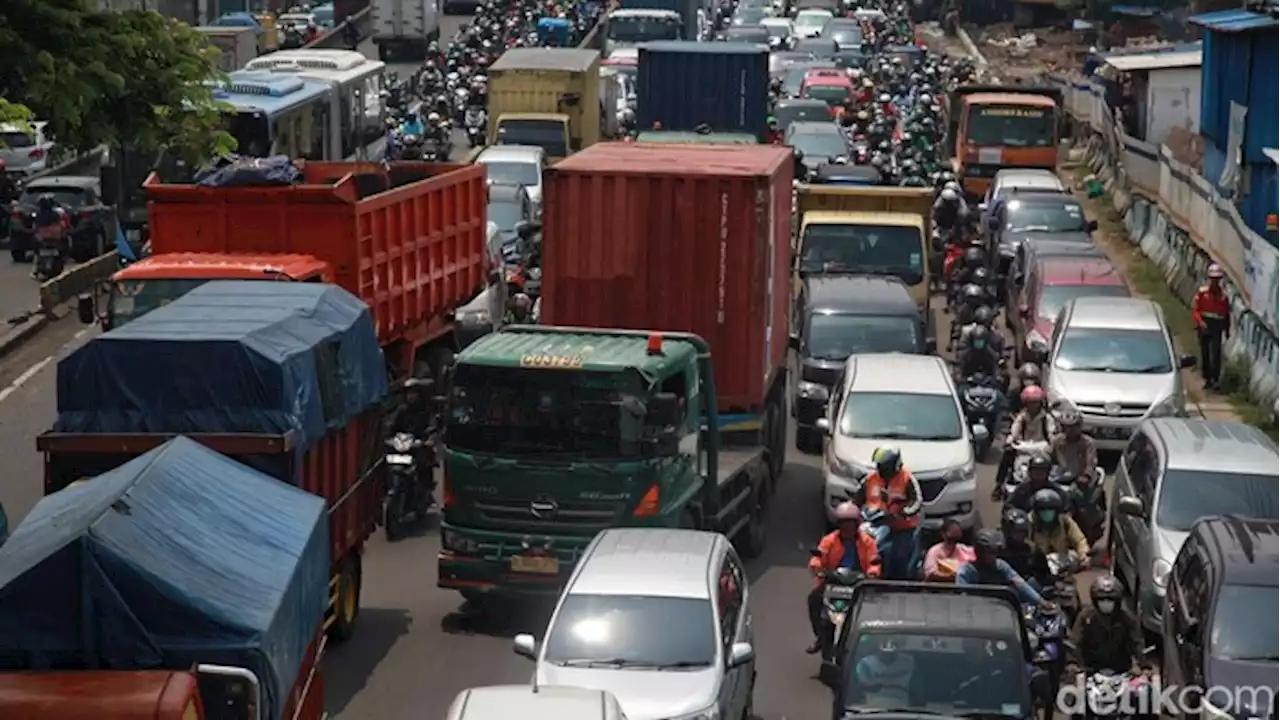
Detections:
[1045, 74, 1279, 419]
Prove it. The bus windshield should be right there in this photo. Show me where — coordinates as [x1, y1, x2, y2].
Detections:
[966, 104, 1056, 148]
[224, 110, 273, 157]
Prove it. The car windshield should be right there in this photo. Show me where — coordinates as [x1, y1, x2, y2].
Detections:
[763, 22, 791, 37]
[726, 27, 768, 41]
[966, 104, 1056, 148]
[840, 391, 963, 441]
[482, 161, 539, 188]
[804, 84, 850, 104]
[1006, 201, 1086, 232]
[776, 103, 830, 129]
[805, 313, 919, 360]
[0, 131, 35, 148]
[733, 8, 768, 24]
[110, 278, 211, 328]
[21, 187, 87, 208]
[542, 595, 718, 668]
[1053, 327, 1173, 373]
[487, 200, 522, 232]
[788, 128, 847, 159]
[799, 224, 924, 285]
[1210, 585, 1279, 662]
[796, 11, 832, 26]
[1156, 470, 1279, 533]
[607, 15, 681, 42]
[1037, 285, 1129, 320]
[844, 631, 1031, 717]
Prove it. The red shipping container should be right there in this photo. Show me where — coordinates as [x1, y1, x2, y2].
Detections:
[142, 161, 489, 351]
[542, 142, 794, 414]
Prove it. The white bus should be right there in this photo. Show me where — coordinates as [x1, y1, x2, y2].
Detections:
[215, 71, 337, 160]
[244, 49, 387, 159]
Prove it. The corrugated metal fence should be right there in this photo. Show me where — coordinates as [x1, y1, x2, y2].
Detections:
[1046, 73, 1279, 417]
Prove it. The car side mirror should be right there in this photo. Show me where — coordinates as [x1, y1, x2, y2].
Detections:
[513, 633, 538, 660]
[727, 642, 755, 669]
[924, 337, 937, 354]
[77, 294, 96, 325]
[988, 216, 1000, 230]
[970, 424, 990, 444]
[815, 417, 832, 436]
[1117, 495, 1146, 519]
[1086, 219, 1099, 233]
[789, 332, 800, 351]
[1179, 355, 1197, 369]
[648, 391, 682, 427]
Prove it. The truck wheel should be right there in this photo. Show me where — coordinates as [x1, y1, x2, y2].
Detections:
[737, 483, 768, 560]
[328, 554, 362, 644]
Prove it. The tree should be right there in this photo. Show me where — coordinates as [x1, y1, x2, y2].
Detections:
[0, 0, 235, 164]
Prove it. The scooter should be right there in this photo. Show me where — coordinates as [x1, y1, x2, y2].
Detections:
[464, 106, 487, 148]
[1043, 551, 1082, 624]
[383, 431, 435, 541]
[33, 219, 67, 280]
[809, 558, 863, 685]
[960, 373, 1003, 460]
[1025, 601, 1068, 720]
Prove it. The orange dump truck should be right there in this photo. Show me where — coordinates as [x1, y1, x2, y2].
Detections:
[87, 161, 490, 382]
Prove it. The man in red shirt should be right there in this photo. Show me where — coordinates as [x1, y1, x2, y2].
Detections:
[1192, 264, 1231, 388]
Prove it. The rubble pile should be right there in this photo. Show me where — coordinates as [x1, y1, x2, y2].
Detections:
[976, 23, 1086, 77]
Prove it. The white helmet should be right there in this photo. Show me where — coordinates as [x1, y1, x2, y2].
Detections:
[944, 180, 962, 194]
[427, 112, 441, 123]
[940, 188, 959, 202]
[919, 93, 932, 104]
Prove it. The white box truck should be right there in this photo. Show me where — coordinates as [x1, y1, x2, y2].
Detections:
[372, 0, 440, 61]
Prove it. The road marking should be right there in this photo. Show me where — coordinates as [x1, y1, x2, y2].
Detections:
[0, 356, 53, 404]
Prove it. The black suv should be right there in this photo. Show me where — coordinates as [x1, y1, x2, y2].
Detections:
[828, 581, 1039, 720]
[1162, 516, 1278, 719]
[790, 275, 932, 453]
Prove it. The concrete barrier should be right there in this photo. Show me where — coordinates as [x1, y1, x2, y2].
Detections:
[39, 251, 118, 315]
[304, 7, 373, 50]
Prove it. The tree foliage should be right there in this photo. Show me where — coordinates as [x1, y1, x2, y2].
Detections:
[0, 0, 235, 163]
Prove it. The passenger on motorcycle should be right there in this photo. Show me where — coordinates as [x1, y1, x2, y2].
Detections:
[1028, 488, 1091, 561]
[807, 502, 882, 654]
[852, 446, 922, 580]
[921, 517, 975, 582]
[1052, 410, 1099, 481]
[1008, 386, 1058, 444]
[1066, 576, 1150, 676]
[1005, 450, 1062, 510]
[956, 529, 1051, 608]
[999, 508, 1052, 589]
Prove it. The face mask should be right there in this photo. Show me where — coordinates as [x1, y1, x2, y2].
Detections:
[1037, 509, 1057, 524]
[972, 338, 986, 349]
[1095, 599, 1116, 615]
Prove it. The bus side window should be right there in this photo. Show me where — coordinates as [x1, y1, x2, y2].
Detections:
[307, 101, 328, 160]
[340, 87, 357, 158]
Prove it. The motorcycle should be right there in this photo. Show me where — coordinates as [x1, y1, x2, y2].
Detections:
[383, 431, 435, 541]
[397, 132, 426, 161]
[960, 373, 1002, 460]
[996, 439, 1052, 501]
[33, 216, 67, 280]
[809, 558, 863, 685]
[1042, 551, 1082, 624]
[1025, 601, 1068, 720]
[1079, 669, 1152, 720]
[464, 106, 488, 148]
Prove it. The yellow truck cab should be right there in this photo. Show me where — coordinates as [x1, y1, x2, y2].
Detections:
[793, 185, 934, 312]
[488, 48, 601, 160]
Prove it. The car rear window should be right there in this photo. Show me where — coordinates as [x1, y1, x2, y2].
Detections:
[22, 187, 87, 207]
[1, 131, 35, 148]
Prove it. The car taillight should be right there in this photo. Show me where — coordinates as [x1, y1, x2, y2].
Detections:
[27, 148, 43, 160]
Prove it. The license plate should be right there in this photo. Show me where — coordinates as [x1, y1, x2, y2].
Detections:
[510, 555, 559, 574]
[38, 248, 60, 257]
[824, 585, 857, 600]
[1094, 426, 1130, 440]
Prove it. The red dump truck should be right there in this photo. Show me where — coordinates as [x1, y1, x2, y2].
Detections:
[87, 161, 490, 383]
[541, 142, 793, 453]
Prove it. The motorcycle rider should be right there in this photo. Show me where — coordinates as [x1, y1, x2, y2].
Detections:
[387, 377, 436, 438]
[807, 501, 882, 654]
[1028, 488, 1091, 561]
[852, 446, 922, 580]
[995, 386, 1058, 491]
[32, 192, 70, 277]
[999, 507, 1052, 590]
[1009, 362, 1042, 413]
[400, 110, 426, 139]
[766, 116, 783, 144]
[956, 529, 1052, 608]
[1066, 575, 1149, 676]
[1051, 409, 1099, 481]
[1004, 450, 1063, 510]
[955, 324, 1001, 378]
[424, 112, 449, 149]
[932, 186, 968, 235]
[505, 292, 534, 324]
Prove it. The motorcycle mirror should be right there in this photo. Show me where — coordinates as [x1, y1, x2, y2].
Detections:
[924, 337, 937, 354]
[788, 332, 800, 351]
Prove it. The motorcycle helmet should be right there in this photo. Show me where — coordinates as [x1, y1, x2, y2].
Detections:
[968, 323, 991, 349]
[1031, 486, 1063, 523]
[1027, 452, 1053, 481]
[833, 501, 862, 525]
[1059, 409, 1083, 429]
[1089, 575, 1122, 614]
[963, 248, 984, 268]
[939, 187, 959, 203]
[1018, 362, 1042, 384]
[970, 267, 991, 285]
[871, 445, 902, 477]
[962, 283, 984, 304]
[1001, 507, 1032, 542]
[973, 528, 1005, 555]
[1020, 385, 1046, 406]
[973, 306, 995, 327]
[943, 180, 962, 194]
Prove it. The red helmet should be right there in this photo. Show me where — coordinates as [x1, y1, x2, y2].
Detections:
[1020, 386, 1047, 404]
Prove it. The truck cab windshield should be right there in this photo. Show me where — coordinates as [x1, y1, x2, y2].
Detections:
[110, 278, 211, 328]
[446, 367, 653, 459]
[607, 15, 681, 43]
[966, 104, 1055, 148]
[799, 224, 924, 285]
[496, 120, 569, 158]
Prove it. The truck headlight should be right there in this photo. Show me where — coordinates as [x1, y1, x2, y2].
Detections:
[442, 530, 479, 554]
[797, 381, 829, 401]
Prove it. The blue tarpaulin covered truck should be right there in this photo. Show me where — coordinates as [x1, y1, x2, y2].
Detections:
[0, 436, 330, 719]
[37, 281, 390, 646]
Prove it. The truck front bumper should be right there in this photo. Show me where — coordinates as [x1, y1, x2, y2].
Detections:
[437, 522, 594, 597]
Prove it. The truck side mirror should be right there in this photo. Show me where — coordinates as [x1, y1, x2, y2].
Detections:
[1117, 495, 1146, 519]
[77, 294, 96, 325]
[649, 392, 682, 427]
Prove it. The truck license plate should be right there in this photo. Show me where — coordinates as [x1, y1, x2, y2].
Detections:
[510, 555, 559, 574]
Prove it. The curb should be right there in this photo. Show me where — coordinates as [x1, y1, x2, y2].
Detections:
[0, 312, 51, 362]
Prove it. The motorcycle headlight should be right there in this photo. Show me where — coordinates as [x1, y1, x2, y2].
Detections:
[391, 434, 414, 452]
[1146, 394, 1184, 418]
[386, 453, 415, 465]
[1152, 558, 1172, 589]
[797, 381, 829, 401]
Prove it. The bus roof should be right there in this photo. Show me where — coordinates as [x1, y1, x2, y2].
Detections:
[215, 71, 332, 115]
[243, 49, 386, 83]
[964, 92, 1057, 107]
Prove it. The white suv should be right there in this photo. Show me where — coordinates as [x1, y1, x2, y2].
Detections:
[816, 353, 981, 529]
[0, 121, 56, 177]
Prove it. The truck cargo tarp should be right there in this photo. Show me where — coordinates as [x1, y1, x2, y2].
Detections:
[54, 281, 389, 451]
[0, 436, 329, 720]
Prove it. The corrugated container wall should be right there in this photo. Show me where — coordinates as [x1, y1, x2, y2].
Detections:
[541, 143, 794, 413]
[144, 161, 489, 348]
[637, 42, 771, 141]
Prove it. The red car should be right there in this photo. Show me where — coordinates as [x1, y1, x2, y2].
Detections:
[1012, 256, 1131, 363]
[800, 72, 855, 118]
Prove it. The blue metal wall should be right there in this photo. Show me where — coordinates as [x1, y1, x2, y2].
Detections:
[1193, 9, 1279, 153]
[1244, 30, 1278, 163]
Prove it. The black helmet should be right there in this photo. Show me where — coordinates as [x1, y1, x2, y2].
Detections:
[1001, 507, 1032, 538]
[1031, 487, 1064, 511]
[970, 267, 991, 284]
[1089, 574, 1123, 604]
[974, 529, 1005, 553]
[962, 283, 984, 302]
[1027, 451, 1053, 474]
[963, 247, 984, 267]
[973, 306, 994, 326]
[1018, 362, 1042, 383]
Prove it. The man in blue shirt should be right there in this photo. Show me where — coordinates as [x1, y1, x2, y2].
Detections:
[957, 529, 1053, 609]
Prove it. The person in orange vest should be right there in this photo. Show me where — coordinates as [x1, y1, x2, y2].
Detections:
[1192, 264, 1231, 388]
[806, 501, 881, 654]
[853, 446, 923, 580]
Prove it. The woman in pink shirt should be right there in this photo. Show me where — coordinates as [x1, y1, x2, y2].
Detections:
[922, 518, 975, 582]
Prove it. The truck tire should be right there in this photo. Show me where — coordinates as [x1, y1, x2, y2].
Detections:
[328, 554, 363, 644]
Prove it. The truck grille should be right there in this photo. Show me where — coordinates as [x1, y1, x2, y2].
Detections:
[473, 498, 625, 534]
[1077, 402, 1149, 418]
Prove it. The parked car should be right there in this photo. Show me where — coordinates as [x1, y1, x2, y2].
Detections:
[0, 121, 57, 178]
[8, 175, 109, 263]
[1010, 256, 1130, 364]
[513, 528, 756, 720]
[1163, 516, 1277, 720]
[1111, 418, 1279, 634]
[816, 353, 980, 530]
[1042, 297, 1195, 450]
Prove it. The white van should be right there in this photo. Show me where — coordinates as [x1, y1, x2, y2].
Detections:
[446, 685, 627, 720]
